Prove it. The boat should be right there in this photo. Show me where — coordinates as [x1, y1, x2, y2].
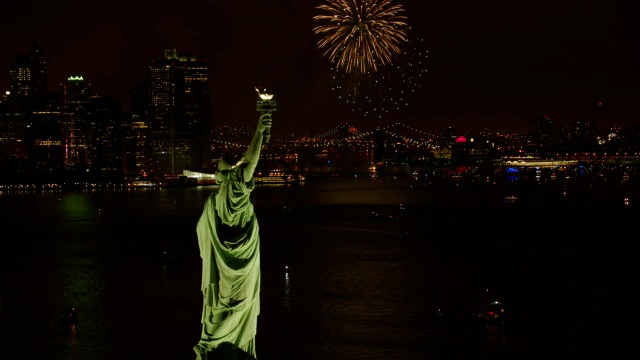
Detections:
[128, 179, 159, 188]
[254, 169, 305, 184]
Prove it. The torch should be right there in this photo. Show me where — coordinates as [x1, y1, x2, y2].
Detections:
[255, 87, 276, 143]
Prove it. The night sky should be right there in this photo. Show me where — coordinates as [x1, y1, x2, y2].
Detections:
[2, 0, 638, 137]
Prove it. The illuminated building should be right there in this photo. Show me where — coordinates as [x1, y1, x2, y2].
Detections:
[9, 41, 47, 100]
[1, 42, 60, 173]
[29, 93, 63, 172]
[61, 76, 92, 170]
[87, 94, 122, 176]
[144, 49, 210, 177]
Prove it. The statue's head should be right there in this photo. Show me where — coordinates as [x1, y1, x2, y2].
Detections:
[217, 158, 232, 171]
[218, 152, 241, 170]
[215, 152, 243, 183]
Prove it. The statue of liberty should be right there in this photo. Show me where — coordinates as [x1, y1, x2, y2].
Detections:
[193, 89, 275, 360]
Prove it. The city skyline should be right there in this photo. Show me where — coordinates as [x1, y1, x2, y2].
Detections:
[2, 0, 638, 137]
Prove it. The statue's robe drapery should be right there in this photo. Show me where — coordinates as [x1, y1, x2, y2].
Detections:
[194, 166, 260, 360]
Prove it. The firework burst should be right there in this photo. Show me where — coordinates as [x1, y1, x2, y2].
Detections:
[313, 0, 408, 74]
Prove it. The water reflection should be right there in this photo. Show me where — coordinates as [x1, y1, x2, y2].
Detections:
[283, 266, 292, 311]
[0, 169, 637, 359]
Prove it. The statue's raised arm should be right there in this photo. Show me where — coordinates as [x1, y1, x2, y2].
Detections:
[241, 111, 272, 181]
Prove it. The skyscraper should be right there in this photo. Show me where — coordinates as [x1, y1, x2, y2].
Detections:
[145, 49, 210, 177]
[8, 41, 47, 101]
[61, 76, 92, 170]
[86, 94, 123, 176]
[127, 80, 151, 177]
[1, 41, 57, 176]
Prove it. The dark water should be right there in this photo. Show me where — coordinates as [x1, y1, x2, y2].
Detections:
[0, 173, 638, 359]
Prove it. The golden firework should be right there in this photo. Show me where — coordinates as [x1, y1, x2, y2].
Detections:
[313, 0, 408, 74]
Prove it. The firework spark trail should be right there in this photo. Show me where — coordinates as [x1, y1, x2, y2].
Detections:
[329, 28, 429, 119]
[313, 0, 408, 74]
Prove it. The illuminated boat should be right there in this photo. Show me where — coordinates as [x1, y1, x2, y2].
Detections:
[253, 169, 305, 184]
[129, 180, 159, 188]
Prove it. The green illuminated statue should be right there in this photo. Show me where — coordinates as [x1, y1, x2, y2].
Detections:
[193, 90, 275, 360]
